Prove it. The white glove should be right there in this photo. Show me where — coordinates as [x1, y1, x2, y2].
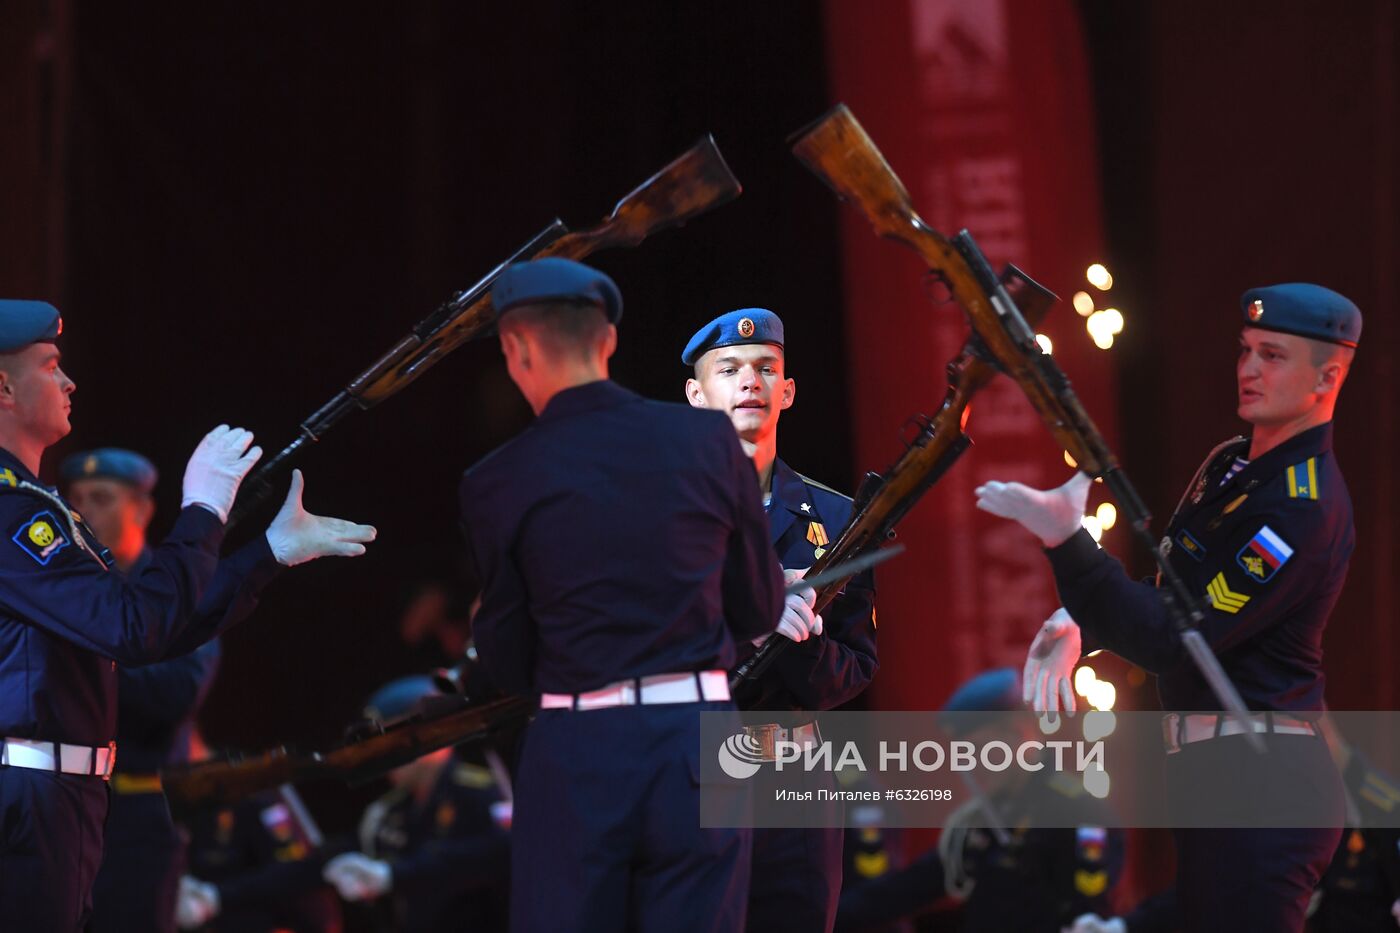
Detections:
[264, 470, 376, 567]
[975, 472, 1092, 548]
[323, 852, 393, 901]
[176, 875, 220, 929]
[1390, 896, 1399, 926]
[1067, 914, 1125, 933]
[181, 425, 262, 523]
[774, 568, 822, 643]
[1024, 608, 1083, 715]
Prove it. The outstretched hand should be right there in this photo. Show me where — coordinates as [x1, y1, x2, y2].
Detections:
[265, 470, 376, 567]
[975, 472, 1092, 548]
[1024, 608, 1082, 716]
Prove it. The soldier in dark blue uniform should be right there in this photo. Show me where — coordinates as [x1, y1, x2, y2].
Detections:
[1309, 724, 1400, 932]
[57, 448, 226, 933]
[834, 669, 1125, 933]
[0, 299, 376, 930]
[683, 308, 878, 933]
[459, 260, 785, 932]
[321, 675, 511, 932]
[976, 283, 1363, 932]
[177, 780, 340, 932]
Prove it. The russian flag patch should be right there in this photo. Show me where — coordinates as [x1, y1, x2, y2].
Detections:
[1236, 525, 1293, 583]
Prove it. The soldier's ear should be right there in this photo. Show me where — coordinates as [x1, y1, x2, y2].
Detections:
[1316, 360, 1344, 394]
[132, 493, 155, 532]
[601, 323, 617, 361]
[0, 370, 13, 409]
[780, 376, 795, 410]
[684, 377, 706, 408]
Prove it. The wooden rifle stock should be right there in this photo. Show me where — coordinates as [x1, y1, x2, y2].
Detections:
[162, 695, 534, 814]
[792, 105, 1260, 745]
[733, 107, 1061, 692]
[229, 135, 742, 527]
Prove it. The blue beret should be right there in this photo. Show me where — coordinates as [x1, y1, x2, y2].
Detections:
[942, 668, 1022, 714]
[491, 258, 622, 324]
[681, 308, 785, 366]
[1241, 283, 1361, 348]
[939, 668, 1024, 737]
[0, 300, 62, 353]
[364, 675, 440, 724]
[59, 448, 158, 494]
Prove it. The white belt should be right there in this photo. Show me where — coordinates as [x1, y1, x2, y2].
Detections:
[1, 737, 117, 778]
[1163, 713, 1317, 754]
[540, 670, 730, 711]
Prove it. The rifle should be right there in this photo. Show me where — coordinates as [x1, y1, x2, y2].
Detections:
[162, 694, 534, 814]
[730, 265, 1056, 693]
[228, 136, 743, 527]
[789, 104, 1261, 750]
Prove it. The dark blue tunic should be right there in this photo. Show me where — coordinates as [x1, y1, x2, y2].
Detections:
[460, 379, 785, 932]
[0, 447, 281, 931]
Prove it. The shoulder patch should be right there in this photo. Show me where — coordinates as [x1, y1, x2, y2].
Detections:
[12, 510, 70, 565]
[1205, 571, 1250, 614]
[0, 468, 17, 489]
[1286, 458, 1320, 500]
[1236, 525, 1293, 583]
[1074, 868, 1109, 897]
[794, 471, 853, 503]
[1076, 825, 1108, 863]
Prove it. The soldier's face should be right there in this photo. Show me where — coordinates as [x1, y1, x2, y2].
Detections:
[1236, 329, 1330, 426]
[0, 344, 76, 446]
[685, 344, 794, 444]
[67, 478, 152, 552]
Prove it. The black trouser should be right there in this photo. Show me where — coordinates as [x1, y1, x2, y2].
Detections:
[91, 788, 184, 932]
[746, 763, 844, 933]
[0, 767, 110, 932]
[1166, 732, 1344, 932]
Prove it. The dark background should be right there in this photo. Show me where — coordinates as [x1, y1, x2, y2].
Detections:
[3, 0, 1397, 896]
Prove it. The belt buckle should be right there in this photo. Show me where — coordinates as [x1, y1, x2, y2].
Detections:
[1162, 713, 1182, 755]
[744, 724, 780, 762]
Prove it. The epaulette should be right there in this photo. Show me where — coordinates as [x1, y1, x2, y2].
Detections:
[1047, 771, 1086, 799]
[1358, 767, 1400, 814]
[452, 763, 496, 789]
[795, 471, 853, 503]
[1284, 456, 1321, 501]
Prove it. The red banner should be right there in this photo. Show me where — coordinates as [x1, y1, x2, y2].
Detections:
[823, 0, 1118, 709]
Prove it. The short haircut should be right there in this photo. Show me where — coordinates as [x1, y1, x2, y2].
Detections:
[499, 300, 611, 361]
[1309, 339, 1355, 370]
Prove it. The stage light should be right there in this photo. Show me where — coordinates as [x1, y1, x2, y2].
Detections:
[1083, 711, 1117, 742]
[1064, 450, 1078, 469]
[1073, 291, 1095, 316]
[1101, 307, 1124, 335]
[1082, 514, 1103, 542]
[1075, 665, 1098, 697]
[1086, 263, 1113, 290]
[1084, 768, 1111, 799]
[1086, 310, 1116, 349]
[1096, 502, 1118, 531]
[1036, 333, 1053, 355]
[1088, 680, 1117, 711]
